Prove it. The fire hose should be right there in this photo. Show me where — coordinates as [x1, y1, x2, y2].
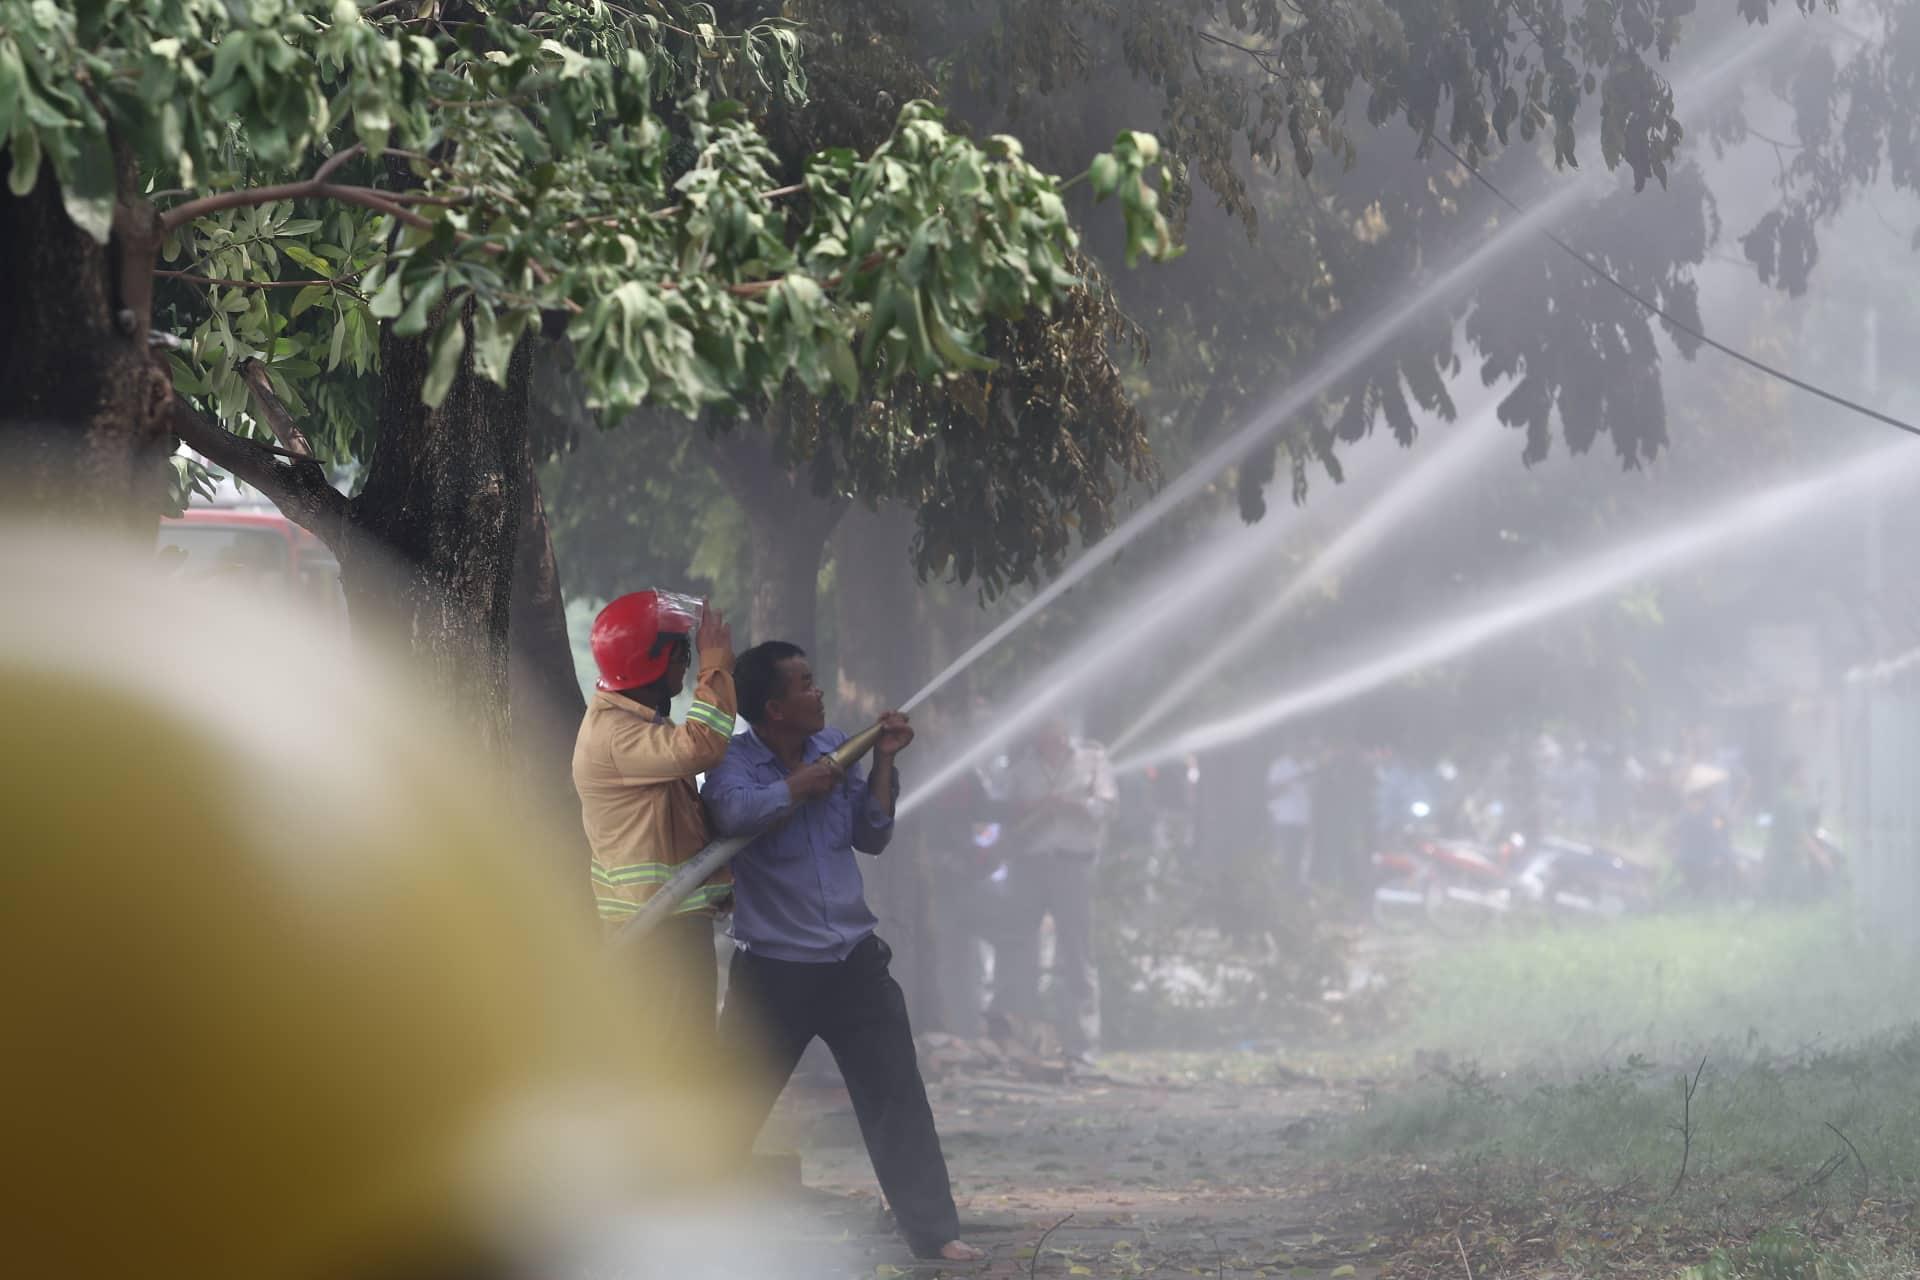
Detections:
[610, 721, 886, 949]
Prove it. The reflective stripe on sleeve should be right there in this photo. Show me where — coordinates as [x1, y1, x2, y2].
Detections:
[685, 700, 735, 737]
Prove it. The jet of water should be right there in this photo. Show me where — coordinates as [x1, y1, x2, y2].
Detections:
[896, 22, 1795, 717]
[897, 411, 1467, 817]
[1108, 399, 1511, 754]
[897, 512, 1300, 819]
[1113, 441, 1920, 775]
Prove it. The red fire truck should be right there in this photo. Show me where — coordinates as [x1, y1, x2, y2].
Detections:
[157, 483, 348, 623]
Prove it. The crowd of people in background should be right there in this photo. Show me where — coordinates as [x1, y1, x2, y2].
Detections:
[917, 719, 1845, 1052]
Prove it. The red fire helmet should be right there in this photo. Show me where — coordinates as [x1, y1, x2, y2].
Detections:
[590, 591, 698, 691]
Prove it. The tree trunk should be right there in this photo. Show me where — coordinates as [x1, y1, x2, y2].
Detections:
[176, 318, 589, 893]
[510, 446, 587, 765]
[1198, 742, 1275, 942]
[0, 164, 174, 535]
[509, 442, 595, 908]
[703, 424, 845, 646]
[337, 314, 533, 755]
[834, 505, 941, 1023]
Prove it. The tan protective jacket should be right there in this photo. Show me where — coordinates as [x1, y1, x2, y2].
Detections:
[572, 647, 736, 925]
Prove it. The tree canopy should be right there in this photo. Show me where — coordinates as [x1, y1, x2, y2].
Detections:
[1, 0, 1175, 510]
[829, 0, 1842, 496]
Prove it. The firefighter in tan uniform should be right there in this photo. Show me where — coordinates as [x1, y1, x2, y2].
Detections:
[573, 591, 737, 1048]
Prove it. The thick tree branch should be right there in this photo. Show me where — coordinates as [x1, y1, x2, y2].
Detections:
[160, 181, 434, 235]
[237, 359, 318, 458]
[312, 142, 366, 185]
[168, 395, 352, 550]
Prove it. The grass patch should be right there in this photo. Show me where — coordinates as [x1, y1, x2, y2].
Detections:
[1326, 905, 1920, 1276]
[1350, 1031, 1920, 1207]
[1347, 905, 1920, 1206]
[1387, 904, 1920, 1069]
[1685, 1224, 1920, 1280]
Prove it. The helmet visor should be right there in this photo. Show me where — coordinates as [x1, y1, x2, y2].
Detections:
[653, 591, 702, 633]
[650, 591, 702, 661]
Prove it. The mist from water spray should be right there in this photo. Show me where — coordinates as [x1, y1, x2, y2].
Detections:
[1108, 400, 1511, 754]
[1113, 441, 1920, 775]
[896, 21, 1794, 717]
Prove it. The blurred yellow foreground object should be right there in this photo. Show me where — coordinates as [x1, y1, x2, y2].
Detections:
[0, 530, 758, 1280]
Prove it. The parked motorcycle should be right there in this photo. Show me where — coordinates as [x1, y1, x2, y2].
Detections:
[1417, 834, 1524, 936]
[1373, 815, 1657, 934]
[1369, 794, 1525, 934]
[1514, 835, 1657, 924]
[1369, 799, 1446, 933]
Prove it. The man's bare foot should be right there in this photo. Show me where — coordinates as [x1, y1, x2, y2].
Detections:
[938, 1240, 984, 1261]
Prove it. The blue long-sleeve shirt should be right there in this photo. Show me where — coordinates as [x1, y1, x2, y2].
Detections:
[702, 725, 899, 962]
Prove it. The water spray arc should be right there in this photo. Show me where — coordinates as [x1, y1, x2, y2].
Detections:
[897, 22, 1795, 717]
[1108, 402, 1510, 755]
[901, 392, 1503, 816]
[1113, 442, 1920, 775]
[896, 513, 1302, 820]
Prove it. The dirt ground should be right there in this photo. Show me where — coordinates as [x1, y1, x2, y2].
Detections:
[752, 1057, 1399, 1279]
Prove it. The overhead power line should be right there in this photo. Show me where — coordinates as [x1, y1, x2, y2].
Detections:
[1428, 133, 1920, 442]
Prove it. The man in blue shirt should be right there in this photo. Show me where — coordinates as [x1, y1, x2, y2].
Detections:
[706, 641, 980, 1263]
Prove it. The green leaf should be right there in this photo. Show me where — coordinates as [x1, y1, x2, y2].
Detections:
[394, 271, 447, 338]
[1119, 129, 1159, 165]
[421, 313, 467, 409]
[7, 115, 41, 198]
[367, 270, 405, 320]
[328, 310, 348, 372]
[928, 296, 994, 372]
[1088, 152, 1121, 199]
[469, 302, 516, 386]
[283, 243, 333, 275]
[859, 287, 897, 371]
[58, 126, 116, 244]
[825, 336, 858, 397]
[290, 284, 330, 318]
[0, 38, 25, 139]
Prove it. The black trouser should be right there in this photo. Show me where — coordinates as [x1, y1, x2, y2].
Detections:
[718, 934, 960, 1256]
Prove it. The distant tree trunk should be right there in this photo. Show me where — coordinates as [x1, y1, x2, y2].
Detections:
[834, 505, 940, 1020]
[1198, 744, 1275, 941]
[336, 316, 533, 756]
[0, 165, 174, 535]
[703, 422, 846, 645]
[1513, 733, 1542, 850]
